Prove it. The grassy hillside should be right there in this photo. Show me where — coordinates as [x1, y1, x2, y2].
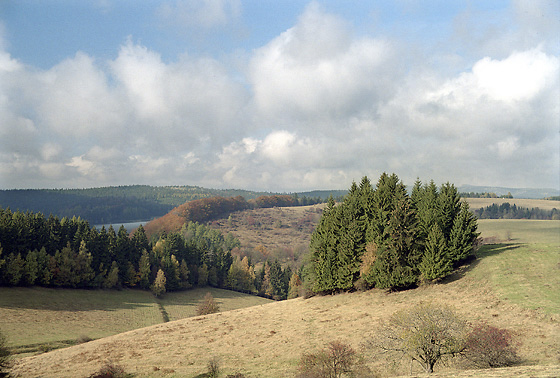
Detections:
[210, 204, 324, 265]
[0, 287, 271, 353]
[9, 219, 560, 377]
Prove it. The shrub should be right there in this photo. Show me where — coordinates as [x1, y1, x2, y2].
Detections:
[0, 331, 10, 378]
[463, 323, 520, 368]
[76, 335, 93, 344]
[88, 362, 132, 378]
[296, 341, 373, 378]
[207, 357, 220, 378]
[196, 292, 220, 316]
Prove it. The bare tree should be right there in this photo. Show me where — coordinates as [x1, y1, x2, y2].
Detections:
[370, 302, 467, 374]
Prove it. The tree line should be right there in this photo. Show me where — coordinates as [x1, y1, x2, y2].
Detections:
[473, 202, 559, 220]
[460, 191, 513, 198]
[309, 173, 479, 293]
[0, 207, 297, 300]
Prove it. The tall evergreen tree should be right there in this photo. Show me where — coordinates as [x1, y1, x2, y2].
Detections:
[138, 249, 151, 290]
[448, 202, 479, 265]
[437, 182, 461, 239]
[418, 223, 452, 281]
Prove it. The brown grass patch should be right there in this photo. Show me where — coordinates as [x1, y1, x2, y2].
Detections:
[11, 271, 560, 377]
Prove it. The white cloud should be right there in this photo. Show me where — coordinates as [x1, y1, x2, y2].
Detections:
[37, 51, 124, 138]
[249, 3, 398, 125]
[0, 3, 558, 191]
[473, 48, 558, 102]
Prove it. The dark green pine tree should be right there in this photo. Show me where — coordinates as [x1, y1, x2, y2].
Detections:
[366, 189, 419, 289]
[367, 173, 406, 246]
[115, 225, 134, 283]
[335, 207, 363, 290]
[418, 223, 452, 281]
[412, 180, 439, 245]
[131, 225, 149, 257]
[310, 196, 339, 293]
[137, 249, 151, 290]
[436, 182, 461, 239]
[447, 201, 480, 265]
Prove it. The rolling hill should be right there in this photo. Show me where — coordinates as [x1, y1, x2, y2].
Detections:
[8, 218, 560, 377]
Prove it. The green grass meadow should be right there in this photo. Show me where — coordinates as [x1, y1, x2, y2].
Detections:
[475, 220, 560, 314]
[0, 286, 271, 353]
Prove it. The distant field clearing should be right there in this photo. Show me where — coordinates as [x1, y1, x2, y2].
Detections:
[465, 197, 560, 211]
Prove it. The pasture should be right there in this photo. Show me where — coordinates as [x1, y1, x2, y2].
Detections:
[0, 287, 271, 354]
[475, 219, 560, 314]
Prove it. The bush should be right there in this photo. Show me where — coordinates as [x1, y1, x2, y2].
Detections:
[207, 357, 220, 378]
[88, 362, 132, 378]
[0, 331, 10, 378]
[296, 341, 373, 378]
[463, 323, 520, 368]
[76, 335, 93, 344]
[196, 292, 220, 316]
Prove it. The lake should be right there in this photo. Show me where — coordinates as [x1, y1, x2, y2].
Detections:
[94, 220, 151, 233]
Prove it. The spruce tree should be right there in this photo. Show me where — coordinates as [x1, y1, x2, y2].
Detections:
[23, 249, 39, 285]
[448, 201, 479, 265]
[418, 223, 452, 281]
[310, 197, 339, 292]
[138, 249, 151, 289]
[437, 182, 461, 239]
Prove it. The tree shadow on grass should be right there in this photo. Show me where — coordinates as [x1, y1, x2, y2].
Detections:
[0, 287, 157, 312]
[442, 242, 524, 284]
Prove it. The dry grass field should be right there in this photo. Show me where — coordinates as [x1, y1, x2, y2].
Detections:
[464, 197, 560, 211]
[211, 204, 324, 264]
[9, 219, 560, 378]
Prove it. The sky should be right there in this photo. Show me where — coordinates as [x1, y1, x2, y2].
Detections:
[0, 0, 559, 192]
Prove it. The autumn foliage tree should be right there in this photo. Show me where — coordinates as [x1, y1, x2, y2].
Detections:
[151, 269, 166, 298]
[196, 292, 220, 315]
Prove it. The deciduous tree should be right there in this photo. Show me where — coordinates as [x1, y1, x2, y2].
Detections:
[371, 302, 467, 374]
[151, 268, 166, 298]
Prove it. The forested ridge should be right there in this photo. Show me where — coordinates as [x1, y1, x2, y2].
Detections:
[0, 194, 311, 300]
[0, 185, 341, 225]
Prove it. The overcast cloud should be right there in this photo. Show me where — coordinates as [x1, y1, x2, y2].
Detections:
[0, 1, 558, 191]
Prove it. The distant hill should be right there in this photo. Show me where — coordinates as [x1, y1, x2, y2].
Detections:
[0, 185, 345, 225]
[458, 185, 559, 199]
[1, 182, 555, 225]
[0, 186, 275, 224]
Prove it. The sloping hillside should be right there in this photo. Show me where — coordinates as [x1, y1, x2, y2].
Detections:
[209, 204, 324, 264]
[11, 241, 560, 377]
